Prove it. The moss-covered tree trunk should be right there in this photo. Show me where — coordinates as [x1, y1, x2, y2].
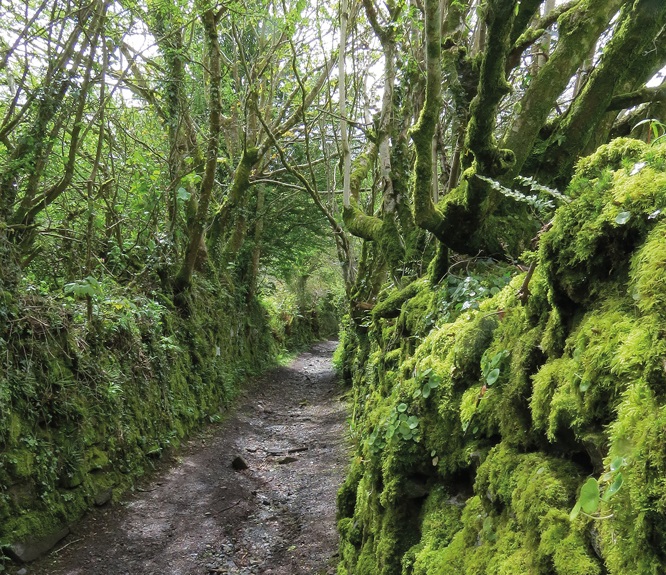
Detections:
[174, 7, 222, 295]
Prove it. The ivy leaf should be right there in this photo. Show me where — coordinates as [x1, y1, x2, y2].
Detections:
[615, 211, 631, 225]
[486, 368, 500, 386]
[579, 478, 600, 514]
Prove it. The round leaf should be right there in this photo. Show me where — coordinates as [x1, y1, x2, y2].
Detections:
[397, 403, 408, 413]
[428, 375, 441, 388]
[579, 478, 600, 514]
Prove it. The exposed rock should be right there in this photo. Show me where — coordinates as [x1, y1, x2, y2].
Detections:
[278, 456, 298, 464]
[231, 456, 249, 470]
[94, 488, 113, 507]
[6, 526, 70, 563]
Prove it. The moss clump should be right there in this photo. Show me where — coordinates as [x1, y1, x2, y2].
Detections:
[542, 140, 666, 309]
[630, 221, 666, 319]
[404, 486, 463, 575]
[374, 279, 426, 320]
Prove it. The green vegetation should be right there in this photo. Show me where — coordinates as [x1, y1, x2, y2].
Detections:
[3, 0, 666, 571]
[0, 270, 339, 556]
[337, 142, 666, 575]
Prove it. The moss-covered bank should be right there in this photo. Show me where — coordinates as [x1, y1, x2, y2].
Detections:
[337, 139, 666, 574]
[0, 275, 336, 563]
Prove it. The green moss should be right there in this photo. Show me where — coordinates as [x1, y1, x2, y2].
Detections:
[0, 270, 325, 552]
[573, 138, 647, 183]
[337, 458, 363, 521]
[407, 487, 463, 575]
[374, 280, 426, 320]
[552, 532, 601, 575]
[338, 140, 666, 575]
[542, 141, 666, 308]
[630, 221, 666, 319]
[343, 202, 383, 242]
[399, 284, 435, 337]
[85, 447, 110, 472]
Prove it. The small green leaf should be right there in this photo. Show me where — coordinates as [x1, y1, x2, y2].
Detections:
[428, 375, 441, 388]
[602, 472, 624, 502]
[486, 368, 500, 386]
[397, 403, 408, 413]
[422, 386, 432, 399]
[615, 211, 631, 225]
[570, 500, 582, 521]
[610, 456, 624, 472]
[176, 187, 191, 201]
[579, 379, 592, 392]
[579, 478, 600, 514]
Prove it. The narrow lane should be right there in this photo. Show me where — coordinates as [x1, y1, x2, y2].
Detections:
[24, 341, 347, 575]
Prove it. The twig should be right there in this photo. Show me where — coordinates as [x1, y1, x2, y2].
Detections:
[54, 538, 83, 554]
[220, 500, 241, 513]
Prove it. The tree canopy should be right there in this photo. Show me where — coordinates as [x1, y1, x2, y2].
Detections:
[0, 0, 664, 305]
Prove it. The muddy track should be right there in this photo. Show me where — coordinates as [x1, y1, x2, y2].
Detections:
[22, 341, 348, 575]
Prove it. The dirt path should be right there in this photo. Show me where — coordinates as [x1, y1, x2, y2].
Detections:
[22, 341, 348, 575]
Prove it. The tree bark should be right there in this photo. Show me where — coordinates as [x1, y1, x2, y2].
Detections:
[174, 8, 222, 294]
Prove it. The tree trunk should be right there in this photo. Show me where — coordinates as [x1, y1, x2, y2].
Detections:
[174, 8, 222, 295]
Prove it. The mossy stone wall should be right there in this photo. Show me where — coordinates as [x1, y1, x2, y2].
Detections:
[337, 140, 666, 574]
[0, 279, 329, 561]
